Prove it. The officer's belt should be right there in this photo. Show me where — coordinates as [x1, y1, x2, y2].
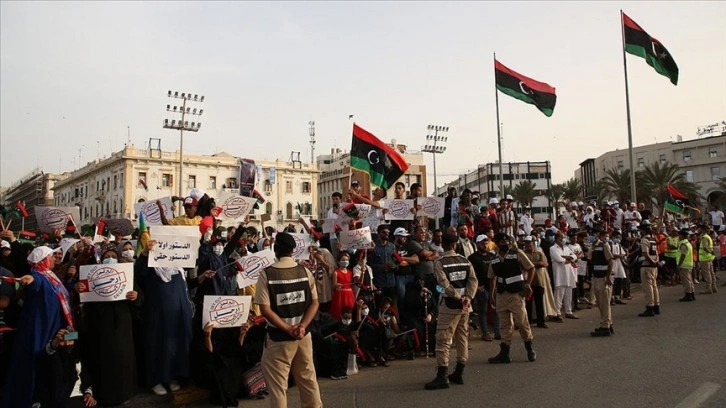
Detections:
[497, 274, 524, 284]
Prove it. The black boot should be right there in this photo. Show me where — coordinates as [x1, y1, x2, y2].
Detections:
[638, 306, 655, 317]
[679, 293, 693, 302]
[690, 293, 696, 301]
[653, 305, 660, 315]
[448, 362, 465, 385]
[591, 327, 611, 337]
[524, 341, 536, 362]
[609, 325, 614, 335]
[488, 343, 512, 364]
[424, 366, 450, 390]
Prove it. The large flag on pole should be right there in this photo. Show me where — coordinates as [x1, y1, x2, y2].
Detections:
[664, 183, 688, 214]
[350, 124, 409, 190]
[622, 12, 679, 85]
[494, 60, 557, 117]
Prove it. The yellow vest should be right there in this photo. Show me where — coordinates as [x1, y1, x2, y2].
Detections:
[678, 239, 693, 269]
[699, 235, 715, 262]
[665, 236, 680, 258]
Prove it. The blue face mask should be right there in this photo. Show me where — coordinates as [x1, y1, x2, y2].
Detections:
[102, 257, 118, 265]
[588, 235, 596, 244]
[547, 236, 555, 243]
[339, 261, 349, 268]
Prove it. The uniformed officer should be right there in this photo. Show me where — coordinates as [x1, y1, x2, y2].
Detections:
[638, 221, 661, 316]
[488, 232, 537, 363]
[588, 228, 614, 335]
[698, 226, 718, 294]
[255, 232, 322, 408]
[424, 233, 477, 390]
[677, 228, 696, 302]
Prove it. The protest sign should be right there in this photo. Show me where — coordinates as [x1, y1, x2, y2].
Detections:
[134, 197, 173, 226]
[216, 192, 257, 221]
[289, 233, 310, 260]
[59, 238, 79, 261]
[417, 197, 446, 218]
[202, 295, 252, 329]
[339, 226, 374, 250]
[239, 158, 257, 197]
[148, 226, 199, 268]
[235, 249, 276, 289]
[34, 206, 81, 234]
[103, 218, 135, 237]
[78, 263, 134, 303]
[384, 200, 414, 220]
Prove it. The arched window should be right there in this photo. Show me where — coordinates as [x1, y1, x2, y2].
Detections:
[286, 202, 293, 220]
[265, 202, 273, 214]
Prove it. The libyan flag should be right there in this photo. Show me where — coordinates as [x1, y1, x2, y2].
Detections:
[664, 183, 688, 214]
[622, 12, 679, 86]
[350, 124, 409, 190]
[495, 60, 557, 117]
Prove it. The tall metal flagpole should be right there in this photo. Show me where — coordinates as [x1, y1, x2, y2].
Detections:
[494, 52, 504, 197]
[620, 9, 637, 203]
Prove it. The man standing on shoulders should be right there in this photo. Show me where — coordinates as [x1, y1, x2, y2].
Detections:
[488, 233, 537, 364]
[638, 221, 661, 317]
[677, 228, 696, 302]
[424, 233, 477, 390]
[588, 229, 614, 336]
[255, 233, 322, 408]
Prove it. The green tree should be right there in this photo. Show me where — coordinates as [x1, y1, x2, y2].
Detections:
[512, 180, 537, 211]
[562, 178, 583, 203]
[601, 168, 632, 204]
[636, 161, 702, 210]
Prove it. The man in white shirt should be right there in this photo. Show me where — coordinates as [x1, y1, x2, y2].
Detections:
[520, 208, 534, 236]
[326, 192, 343, 259]
[563, 204, 578, 230]
[612, 201, 624, 231]
[549, 232, 578, 321]
[622, 202, 642, 230]
[498, 195, 516, 238]
[709, 206, 724, 228]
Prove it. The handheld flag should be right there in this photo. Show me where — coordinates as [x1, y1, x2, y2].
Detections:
[350, 124, 409, 190]
[495, 60, 557, 117]
[15, 201, 29, 218]
[622, 12, 679, 85]
[664, 184, 688, 214]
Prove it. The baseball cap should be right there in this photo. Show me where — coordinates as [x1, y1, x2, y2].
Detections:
[505, 194, 514, 201]
[475, 234, 489, 243]
[489, 197, 499, 205]
[0, 240, 9, 249]
[183, 196, 198, 207]
[351, 180, 360, 186]
[393, 227, 410, 237]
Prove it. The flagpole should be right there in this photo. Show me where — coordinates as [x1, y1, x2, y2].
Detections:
[348, 123, 354, 196]
[494, 52, 504, 198]
[620, 9, 637, 203]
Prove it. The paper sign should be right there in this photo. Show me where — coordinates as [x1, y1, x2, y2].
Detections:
[322, 219, 338, 234]
[340, 226, 374, 250]
[216, 192, 257, 221]
[261, 213, 272, 222]
[384, 200, 415, 220]
[417, 197, 445, 218]
[134, 197, 174, 226]
[289, 233, 310, 260]
[202, 295, 252, 329]
[78, 263, 134, 303]
[148, 226, 200, 268]
[59, 238, 79, 261]
[34, 206, 81, 234]
[104, 218, 135, 237]
[236, 249, 276, 289]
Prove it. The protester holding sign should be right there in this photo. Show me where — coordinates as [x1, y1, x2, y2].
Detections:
[157, 196, 202, 227]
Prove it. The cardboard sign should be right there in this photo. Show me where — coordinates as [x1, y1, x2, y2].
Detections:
[34, 206, 81, 234]
[384, 199, 415, 220]
[235, 249, 276, 289]
[134, 197, 174, 226]
[216, 192, 258, 221]
[289, 233, 310, 260]
[260, 213, 272, 222]
[340, 226, 374, 250]
[78, 263, 134, 303]
[148, 226, 200, 268]
[103, 218, 135, 237]
[417, 197, 445, 218]
[202, 295, 252, 329]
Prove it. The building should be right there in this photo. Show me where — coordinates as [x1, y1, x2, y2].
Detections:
[50, 144, 319, 230]
[435, 161, 553, 224]
[316, 142, 427, 220]
[575, 121, 726, 205]
[2, 168, 68, 232]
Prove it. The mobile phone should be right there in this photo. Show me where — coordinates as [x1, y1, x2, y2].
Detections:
[63, 331, 79, 341]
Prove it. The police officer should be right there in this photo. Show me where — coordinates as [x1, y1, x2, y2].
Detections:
[488, 232, 537, 363]
[589, 228, 614, 335]
[424, 233, 477, 390]
[677, 228, 696, 302]
[698, 225, 718, 294]
[638, 221, 661, 316]
[254, 233, 322, 408]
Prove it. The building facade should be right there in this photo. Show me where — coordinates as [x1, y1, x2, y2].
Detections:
[316, 143, 427, 220]
[2, 169, 68, 232]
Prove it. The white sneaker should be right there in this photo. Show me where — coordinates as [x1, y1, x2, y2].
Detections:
[169, 380, 181, 392]
[151, 384, 167, 396]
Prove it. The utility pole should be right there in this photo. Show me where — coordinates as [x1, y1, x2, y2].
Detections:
[422, 124, 450, 228]
[309, 121, 316, 164]
[163, 91, 204, 203]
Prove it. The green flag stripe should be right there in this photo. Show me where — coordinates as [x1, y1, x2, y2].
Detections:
[496, 84, 554, 117]
[350, 156, 386, 188]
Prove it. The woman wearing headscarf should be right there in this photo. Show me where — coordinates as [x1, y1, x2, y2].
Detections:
[134, 239, 193, 396]
[1, 246, 77, 408]
[77, 247, 139, 407]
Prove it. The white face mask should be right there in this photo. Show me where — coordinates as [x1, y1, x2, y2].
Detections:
[342, 319, 352, 326]
[263, 245, 271, 251]
[121, 250, 134, 261]
[102, 257, 118, 265]
[361, 307, 369, 317]
[213, 245, 224, 256]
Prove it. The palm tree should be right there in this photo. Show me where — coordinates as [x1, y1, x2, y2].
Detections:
[562, 178, 583, 203]
[636, 161, 702, 210]
[512, 180, 537, 211]
[601, 168, 632, 204]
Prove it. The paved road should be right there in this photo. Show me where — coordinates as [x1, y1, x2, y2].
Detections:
[205, 282, 725, 408]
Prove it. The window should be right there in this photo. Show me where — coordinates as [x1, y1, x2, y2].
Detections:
[96, 181, 100, 191]
[119, 173, 123, 188]
[286, 180, 293, 194]
[225, 178, 237, 189]
[265, 202, 273, 214]
[265, 180, 272, 192]
[686, 170, 694, 182]
[286, 202, 293, 219]
[659, 154, 666, 164]
[302, 181, 311, 193]
[113, 175, 117, 190]
[683, 151, 691, 162]
[209, 176, 216, 189]
[637, 157, 644, 168]
[188, 175, 196, 188]
[709, 146, 718, 158]
[617, 160, 624, 170]
[711, 166, 721, 181]
[162, 173, 173, 187]
[138, 172, 147, 188]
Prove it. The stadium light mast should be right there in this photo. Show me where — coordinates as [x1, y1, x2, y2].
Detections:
[163, 91, 204, 200]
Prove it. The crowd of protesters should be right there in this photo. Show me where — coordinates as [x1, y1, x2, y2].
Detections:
[0, 183, 724, 407]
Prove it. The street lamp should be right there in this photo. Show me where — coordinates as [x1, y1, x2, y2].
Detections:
[422, 125, 449, 227]
[309, 121, 316, 164]
[163, 90, 204, 204]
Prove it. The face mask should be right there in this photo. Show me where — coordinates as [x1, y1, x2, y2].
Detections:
[102, 257, 118, 265]
[612, 238, 621, 244]
[499, 245, 509, 252]
[361, 307, 369, 317]
[342, 319, 352, 325]
[121, 250, 134, 261]
[588, 235, 596, 244]
[339, 260, 349, 268]
[539, 232, 545, 238]
[547, 236, 555, 243]
[263, 245, 271, 251]
[213, 246, 224, 256]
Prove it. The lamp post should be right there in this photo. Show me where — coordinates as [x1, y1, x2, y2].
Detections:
[422, 125, 449, 228]
[162, 91, 204, 204]
[309, 121, 316, 164]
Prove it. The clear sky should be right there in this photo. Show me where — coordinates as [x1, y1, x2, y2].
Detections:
[1, 1, 725, 191]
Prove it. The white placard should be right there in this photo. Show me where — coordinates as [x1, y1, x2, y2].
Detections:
[235, 249, 276, 289]
[134, 197, 174, 226]
[322, 219, 338, 234]
[59, 238, 79, 261]
[384, 199, 415, 220]
[417, 197, 445, 218]
[339, 226, 374, 250]
[34, 206, 81, 234]
[216, 192, 258, 221]
[148, 226, 200, 268]
[202, 295, 252, 329]
[78, 263, 134, 303]
[289, 233, 310, 260]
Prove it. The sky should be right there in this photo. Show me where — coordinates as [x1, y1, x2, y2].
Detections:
[1, 1, 725, 192]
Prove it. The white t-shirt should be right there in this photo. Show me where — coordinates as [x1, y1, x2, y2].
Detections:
[710, 210, 724, 225]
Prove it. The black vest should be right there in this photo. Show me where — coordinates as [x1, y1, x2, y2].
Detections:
[591, 242, 609, 278]
[438, 255, 470, 309]
[266, 264, 313, 341]
[642, 237, 658, 267]
[491, 248, 525, 294]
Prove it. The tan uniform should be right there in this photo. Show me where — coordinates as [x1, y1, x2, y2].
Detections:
[640, 237, 660, 307]
[488, 249, 535, 345]
[588, 240, 613, 328]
